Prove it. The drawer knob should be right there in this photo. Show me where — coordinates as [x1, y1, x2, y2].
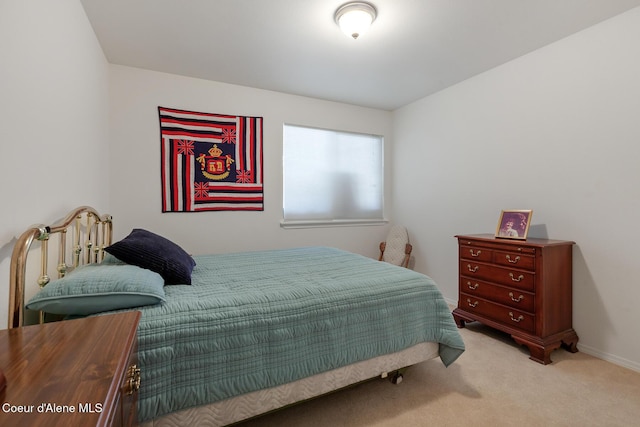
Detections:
[505, 255, 520, 264]
[469, 249, 481, 257]
[125, 364, 141, 396]
[466, 299, 479, 308]
[509, 312, 524, 323]
[509, 292, 524, 302]
[509, 273, 524, 282]
[467, 264, 479, 273]
[467, 281, 479, 290]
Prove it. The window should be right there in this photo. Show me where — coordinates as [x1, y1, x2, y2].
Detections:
[282, 124, 384, 227]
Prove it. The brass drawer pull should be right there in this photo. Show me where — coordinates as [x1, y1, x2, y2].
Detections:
[509, 292, 524, 302]
[469, 249, 481, 257]
[124, 364, 141, 396]
[467, 264, 479, 273]
[506, 255, 520, 264]
[466, 299, 478, 308]
[509, 312, 524, 323]
[509, 273, 524, 282]
[467, 281, 479, 290]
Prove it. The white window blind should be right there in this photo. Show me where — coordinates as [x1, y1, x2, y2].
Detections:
[283, 124, 384, 227]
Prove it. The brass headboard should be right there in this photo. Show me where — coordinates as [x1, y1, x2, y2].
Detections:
[8, 206, 113, 329]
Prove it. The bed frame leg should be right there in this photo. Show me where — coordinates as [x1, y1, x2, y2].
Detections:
[382, 369, 405, 384]
[391, 371, 403, 384]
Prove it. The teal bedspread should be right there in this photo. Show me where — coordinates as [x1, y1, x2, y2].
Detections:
[130, 247, 465, 421]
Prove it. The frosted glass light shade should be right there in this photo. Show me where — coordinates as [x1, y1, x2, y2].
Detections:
[335, 2, 377, 39]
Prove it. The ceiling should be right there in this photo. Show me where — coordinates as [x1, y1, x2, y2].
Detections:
[80, 0, 640, 111]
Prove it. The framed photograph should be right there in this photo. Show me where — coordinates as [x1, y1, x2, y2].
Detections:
[495, 210, 532, 240]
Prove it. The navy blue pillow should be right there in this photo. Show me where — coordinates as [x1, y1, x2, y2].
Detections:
[105, 228, 196, 285]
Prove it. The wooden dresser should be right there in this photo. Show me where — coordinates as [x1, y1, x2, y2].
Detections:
[0, 311, 140, 426]
[452, 234, 578, 364]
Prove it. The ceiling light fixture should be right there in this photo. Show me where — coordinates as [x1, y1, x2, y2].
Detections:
[334, 2, 377, 40]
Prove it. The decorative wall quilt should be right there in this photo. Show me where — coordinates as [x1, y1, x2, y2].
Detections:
[159, 107, 263, 212]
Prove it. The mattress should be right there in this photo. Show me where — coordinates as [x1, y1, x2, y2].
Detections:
[120, 246, 464, 422]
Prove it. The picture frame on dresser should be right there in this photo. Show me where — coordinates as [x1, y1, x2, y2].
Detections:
[495, 209, 532, 240]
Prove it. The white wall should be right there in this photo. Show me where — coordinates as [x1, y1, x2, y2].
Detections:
[392, 7, 640, 371]
[108, 66, 393, 258]
[3, 0, 638, 373]
[0, 0, 110, 328]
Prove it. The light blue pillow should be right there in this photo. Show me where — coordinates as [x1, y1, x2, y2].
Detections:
[26, 262, 166, 315]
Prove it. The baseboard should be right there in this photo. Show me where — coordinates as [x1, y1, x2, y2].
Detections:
[577, 343, 640, 373]
[447, 297, 640, 373]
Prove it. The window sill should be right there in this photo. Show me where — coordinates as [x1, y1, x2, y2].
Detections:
[280, 219, 388, 229]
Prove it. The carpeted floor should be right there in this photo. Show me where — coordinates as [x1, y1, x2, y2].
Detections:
[235, 322, 640, 426]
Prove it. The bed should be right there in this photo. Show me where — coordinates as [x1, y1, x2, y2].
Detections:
[8, 206, 465, 426]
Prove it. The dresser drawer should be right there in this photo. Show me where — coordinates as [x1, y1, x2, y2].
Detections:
[493, 250, 535, 271]
[460, 278, 535, 313]
[459, 245, 493, 262]
[120, 340, 139, 427]
[460, 293, 535, 333]
[460, 261, 535, 291]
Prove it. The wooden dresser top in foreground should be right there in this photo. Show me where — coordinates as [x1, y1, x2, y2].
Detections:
[0, 311, 140, 427]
